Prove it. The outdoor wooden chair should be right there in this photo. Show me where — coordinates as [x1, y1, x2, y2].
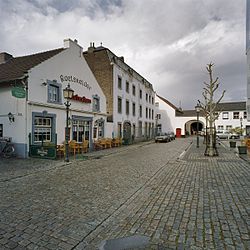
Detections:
[69, 140, 81, 156]
[105, 138, 112, 148]
[82, 140, 89, 153]
[56, 144, 65, 158]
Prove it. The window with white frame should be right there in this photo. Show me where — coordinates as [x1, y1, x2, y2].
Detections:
[34, 117, 52, 143]
[217, 125, 223, 131]
[233, 112, 239, 119]
[118, 97, 122, 113]
[126, 100, 130, 115]
[48, 80, 62, 104]
[139, 105, 142, 117]
[118, 76, 122, 89]
[132, 85, 136, 96]
[222, 112, 229, 119]
[126, 81, 129, 93]
[244, 111, 247, 119]
[139, 89, 142, 99]
[132, 103, 136, 116]
[156, 113, 161, 119]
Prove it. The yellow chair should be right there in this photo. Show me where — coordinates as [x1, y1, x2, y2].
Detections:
[82, 140, 89, 153]
[56, 144, 65, 158]
[105, 138, 112, 148]
[69, 140, 81, 156]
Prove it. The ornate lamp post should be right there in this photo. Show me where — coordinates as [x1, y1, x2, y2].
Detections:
[195, 102, 201, 148]
[63, 84, 74, 162]
[240, 116, 243, 136]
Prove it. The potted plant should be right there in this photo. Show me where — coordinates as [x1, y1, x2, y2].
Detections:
[237, 140, 247, 154]
[229, 127, 243, 149]
[229, 140, 236, 148]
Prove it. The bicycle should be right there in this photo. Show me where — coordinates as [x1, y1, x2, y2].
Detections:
[0, 137, 15, 158]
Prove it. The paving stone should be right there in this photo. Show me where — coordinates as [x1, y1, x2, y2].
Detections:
[0, 139, 249, 249]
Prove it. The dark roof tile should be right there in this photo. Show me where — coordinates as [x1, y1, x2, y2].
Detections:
[0, 48, 64, 83]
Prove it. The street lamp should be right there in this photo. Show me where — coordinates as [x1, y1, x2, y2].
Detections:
[240, 116, 243, 136]
[63, 84, 74, 162]
[195, 102, 201, 148]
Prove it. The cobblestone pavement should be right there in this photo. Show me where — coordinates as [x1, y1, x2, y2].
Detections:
[0, 138, 249, 249]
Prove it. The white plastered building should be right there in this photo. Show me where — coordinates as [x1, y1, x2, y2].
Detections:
[0, 39, 107, 158]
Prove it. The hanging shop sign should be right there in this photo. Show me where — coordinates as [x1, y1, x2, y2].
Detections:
[60, 75, 91, 90]
[72, 94, 91, 103]
[11, 87, 26, 98]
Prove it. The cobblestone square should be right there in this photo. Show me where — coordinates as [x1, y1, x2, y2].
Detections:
[0, 138, 249, 249]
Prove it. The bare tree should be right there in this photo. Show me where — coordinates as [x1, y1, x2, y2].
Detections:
[199, 63, 225, 156]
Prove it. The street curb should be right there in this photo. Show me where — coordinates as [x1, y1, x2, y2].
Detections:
[178, 140, 193, 160]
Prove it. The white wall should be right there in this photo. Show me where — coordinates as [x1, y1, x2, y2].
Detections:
[27, 39, 107, 144]
[111, 64, 155, 139]
[155, 96, 176, 132]
[0, 39, 107, 157]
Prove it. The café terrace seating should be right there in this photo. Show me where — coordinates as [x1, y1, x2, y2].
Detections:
[94, 137, 122, 150]
[57, 137, 122, 158]
[56, 140, 89, 158]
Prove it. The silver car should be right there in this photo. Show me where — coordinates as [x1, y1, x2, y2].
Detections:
[155, 132, 171, 143]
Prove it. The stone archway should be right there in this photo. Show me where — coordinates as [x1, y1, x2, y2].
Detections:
[185, 120, 204, 136]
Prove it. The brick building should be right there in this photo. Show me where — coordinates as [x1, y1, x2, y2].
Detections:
[83, 43, 156, 143]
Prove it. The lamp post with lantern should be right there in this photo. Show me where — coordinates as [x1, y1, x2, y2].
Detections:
[195, 102, 201, 148]
[240, 116, 243, 136]
[63, 84, 74, 162]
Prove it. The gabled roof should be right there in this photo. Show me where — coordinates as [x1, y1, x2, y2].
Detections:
[215, 101, 246, 111]
[156, 94, 179, 111]
[83, 45, 155, 91]
[176, 101, 246, 117]
[0, 48, 64, 83]
[176, 110, 205, 117]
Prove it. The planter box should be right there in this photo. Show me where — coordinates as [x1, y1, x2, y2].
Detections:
[229, 141, 236, 148]
[238, 146, 247, 154]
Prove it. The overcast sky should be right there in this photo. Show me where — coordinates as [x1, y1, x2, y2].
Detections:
[0, 0, 246, 109]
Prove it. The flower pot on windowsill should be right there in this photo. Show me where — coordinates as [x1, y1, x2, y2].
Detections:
[229, 141, 236, 148]
[237, 145, 247, 154]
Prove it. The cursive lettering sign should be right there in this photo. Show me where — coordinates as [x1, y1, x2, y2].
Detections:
[60, 75, 91, 90]
[72, 95, 91, 103]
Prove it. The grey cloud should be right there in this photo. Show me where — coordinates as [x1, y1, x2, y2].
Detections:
[0, 0, 246, 109]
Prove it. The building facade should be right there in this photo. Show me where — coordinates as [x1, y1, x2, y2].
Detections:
[154, 95, 179, 134]
[83, 44, 156, 143]
[155, 98, 250, 137]
[0, 39, 107, 158]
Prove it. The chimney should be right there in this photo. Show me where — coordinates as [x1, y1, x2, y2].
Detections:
[88, 42, 95, 53]
[63, 38, 83, 56]
[0, 52, 13, 64]
[119, 56, 124, 62]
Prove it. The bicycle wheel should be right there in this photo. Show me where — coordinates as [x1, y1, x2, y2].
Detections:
[3, 145, 15, 158]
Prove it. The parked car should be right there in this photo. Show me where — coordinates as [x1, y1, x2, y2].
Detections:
[155, 132, 171, 143]
[216, 131, 230, 140]
[168, 132, 175, 140]
[216, 131, 240, 140]
[228, 133, 240, 139]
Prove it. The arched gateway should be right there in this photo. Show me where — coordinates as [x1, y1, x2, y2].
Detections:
[185, 120, 204, 135]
